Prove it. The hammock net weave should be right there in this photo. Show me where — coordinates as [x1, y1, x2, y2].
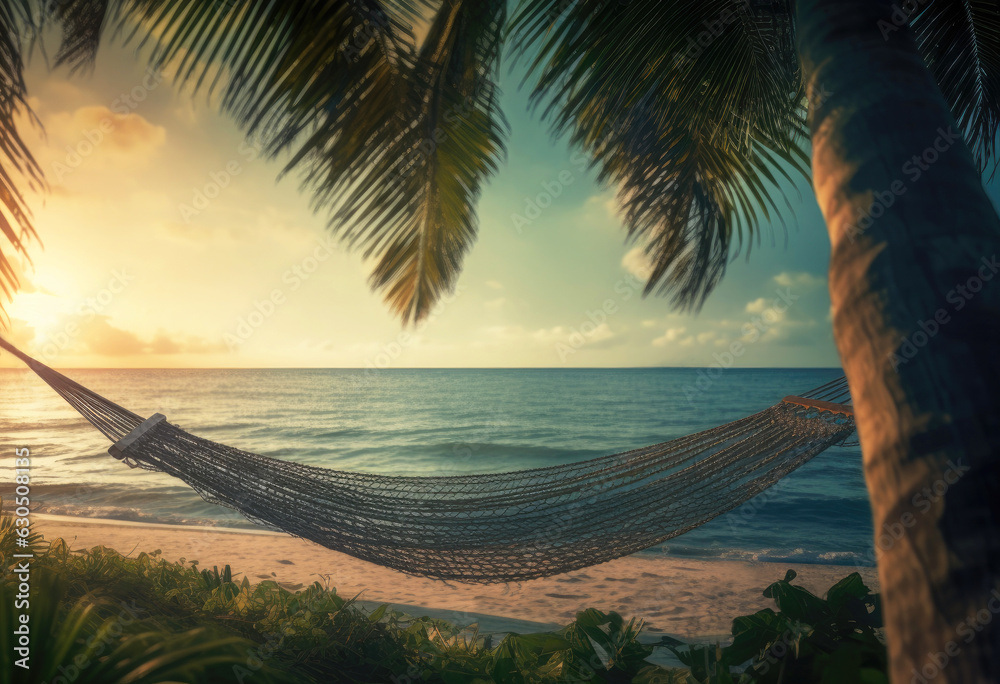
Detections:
[1, 337, 856, 583]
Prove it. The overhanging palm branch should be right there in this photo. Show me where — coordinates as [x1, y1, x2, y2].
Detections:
[32, 0, 507, 324]
[7, 0, 1000, 325]
[910, 1, 1000, 177]
[340, 0, 509, 322]
[0, 0, 43, 323]
[508, 0, 809, 310]
[47, 0, 113, 73]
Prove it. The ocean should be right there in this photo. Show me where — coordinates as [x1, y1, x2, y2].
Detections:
[0, 367, 875, 567]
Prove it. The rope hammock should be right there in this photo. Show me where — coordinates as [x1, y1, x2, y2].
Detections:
[0, 337, 856, 583]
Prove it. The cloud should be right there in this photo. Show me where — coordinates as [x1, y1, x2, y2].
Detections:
[652, 326, 687, 347]
[7, 259, 41, 294]
[740, 290, 829, 346]
[577, 322, 616, 345]
[742, 298, 789, 342]
[84, 319, 227, 356]
[485, 280, 503, 290]
[622, 247, 653, 281]
[1, 257, 57, 300]
[44, 106, 167, 170]
[774, 271, 824, 290]
[480, 321, 621, 352]
[81, 316, 146, 355]
[33, 79, 91, 110]
[149, 331, 229, 355]
[745, 297, 773, 314]
[584, 191, 619, 224]
[26, 315, 228, 358]
[535, 323, 616, 346]
[172, 101, 199, 126]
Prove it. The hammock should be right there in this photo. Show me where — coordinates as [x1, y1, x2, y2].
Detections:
[0, 337, 856, 583]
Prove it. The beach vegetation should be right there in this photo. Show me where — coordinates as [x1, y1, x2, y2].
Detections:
[664, 569, 886, 684]
[1, 505, 885, 683]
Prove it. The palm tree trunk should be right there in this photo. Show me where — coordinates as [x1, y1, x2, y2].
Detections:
[796, 0, 1000, 681]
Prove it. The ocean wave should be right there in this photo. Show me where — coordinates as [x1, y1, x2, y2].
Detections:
[36, 504, 257, 528]
[642, 543, 874, 567]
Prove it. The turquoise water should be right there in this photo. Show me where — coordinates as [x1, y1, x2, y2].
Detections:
[0, 367, 874, 566]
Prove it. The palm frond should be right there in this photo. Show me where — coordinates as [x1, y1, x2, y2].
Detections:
[343, 0, 510, 322]
[911, 1, 1000, 177]
[509, 0, 808, 310]
[45, 0, 505, 323]
[47, 0, 115, 73]
[116, 0, 422, 135]
[0, 0, 43, 326]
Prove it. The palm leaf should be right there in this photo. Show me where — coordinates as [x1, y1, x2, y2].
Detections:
[509, 0, 808, 309]
[910, 0, 1000, 177]
[0, 0, 43, 325]
[342, 0, 509, 321]
[48, 0, 114, 73]
[0, 569, 285, 684]
[43, 0, 505, 323]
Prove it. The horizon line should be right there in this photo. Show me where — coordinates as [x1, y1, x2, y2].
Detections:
[0, 365, 846, 371]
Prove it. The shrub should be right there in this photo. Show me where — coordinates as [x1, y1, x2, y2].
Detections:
[0, 501, 885, 683]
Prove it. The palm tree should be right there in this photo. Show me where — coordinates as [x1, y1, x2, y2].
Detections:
[1, 0, 999, 680]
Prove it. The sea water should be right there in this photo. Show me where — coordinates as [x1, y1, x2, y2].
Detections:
[0, 367, 874, 566]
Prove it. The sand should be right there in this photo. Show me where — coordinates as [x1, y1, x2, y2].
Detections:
[35, 514, 878, 640]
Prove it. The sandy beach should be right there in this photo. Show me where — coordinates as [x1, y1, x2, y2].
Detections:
[35, 514, 879, 640]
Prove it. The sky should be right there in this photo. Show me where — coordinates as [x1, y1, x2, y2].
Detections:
[0, 27, 846, 369]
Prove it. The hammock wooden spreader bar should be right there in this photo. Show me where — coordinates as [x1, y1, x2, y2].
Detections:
[0, 336, 857, 583]
[781, 396, 854, 417]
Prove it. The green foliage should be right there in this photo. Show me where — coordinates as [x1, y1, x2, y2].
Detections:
[0, 505, 885, 683]
[3, 0, 1000, 325]
[0, 1, 43, 320]
[0, 498, 44, 567]
[25, 0, 509, 325]
[508, 0, 809, 311]
[0, 563, 286, 683]
[668, 569, 887, 684]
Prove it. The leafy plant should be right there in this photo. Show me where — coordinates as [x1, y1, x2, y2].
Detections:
[0, 498, 43, 569]
[2, 503, 887, 684]
[0, 565, 287, 684]
[668, 569, 886, 684]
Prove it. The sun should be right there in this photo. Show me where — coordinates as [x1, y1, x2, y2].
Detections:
[7, 290, 67, 336]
